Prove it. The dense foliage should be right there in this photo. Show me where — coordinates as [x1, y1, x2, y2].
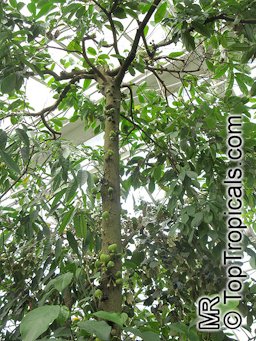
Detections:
[0, 0, 256, 340]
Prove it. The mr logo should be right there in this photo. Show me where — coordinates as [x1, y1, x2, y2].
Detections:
[197, 296, 220, 331]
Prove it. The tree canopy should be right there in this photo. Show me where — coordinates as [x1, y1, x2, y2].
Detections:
[0, 0, 256, 340]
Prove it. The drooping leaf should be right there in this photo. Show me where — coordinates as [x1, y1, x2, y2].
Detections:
[0, 129, 7, 149]
[59, 207, 76, 233]
[78, 320, 111, 341]
[77, 169, 88, 187]
[20, 305, 60, 341]
[93, 311, 128, 327]
[16, 128, 30, 147]
[0, 150, 20, 174]
[191, 212, 203, 227]
[154, 2, 167, 23]
[45, 272, 73, 293]
[65, 180, 78, 203]
[181, 31, 195, 51]
[0, 74, 17, 94]
[66, 231, 80, 256]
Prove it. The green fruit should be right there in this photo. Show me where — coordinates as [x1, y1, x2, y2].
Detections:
[107, 261, 115, 269]
[94, 289, 103, 299]
[115, 271, 122, 278]
[116, 278, 123, 285]
[100, 253, 110, 263]
[95, 260, 101, 268]
[102, 211, 109, 220]
[108, 243, 118, 253]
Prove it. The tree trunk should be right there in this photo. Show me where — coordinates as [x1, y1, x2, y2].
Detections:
[100, 77, 122, 313]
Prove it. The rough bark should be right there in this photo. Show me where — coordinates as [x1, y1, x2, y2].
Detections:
[100, 76, 122, 313]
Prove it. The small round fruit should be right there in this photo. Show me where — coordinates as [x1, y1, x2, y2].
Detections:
[116, 278, 123, 285]
[107, 261, 115, 269]
[94, 289, 103, 299]
[115, 271, 122, 278]
[108, 243, 118, 253]
[95, 260, 101, 268]
[100, 253, 110, 263]
[102, 211, 109, 220]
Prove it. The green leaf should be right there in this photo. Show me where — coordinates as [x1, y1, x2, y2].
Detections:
[73, 213, 87, 239]
[67, 231, 80, 256]
[83, 79, 92, 90]
[51, 188, 66, 210]
[0, 74, 17, 94]
[16, 128, 30, 147]
[113, 7, 127, 19]
[168, 51, 184, 58]
[236, 76, 248, 94]
[188, 329, 200, 341]
[65, 180, 78, 203]
[0, 150, 20, 174]
[214, 64, 228, 79]
[78, 320, 111, 341]
[124, 328, 160, 341]
[56, 305, 70, 325]
[181, 31, 195, 51]
[217, 300, 239, 315]
[77, 169, 88, 187]
[169, 322, 187, 335]
[93, 311, 128, 327]
[154, 2, 167, 23]
[59, 207, 75, 233]
[193, 22, 211, 37]
[36, 3, 54, 18]
[241, 45, 256, 63]
[20, 146, 30, 163]
[140, 331, 161, 341]
[20, 305, 60, 341]
[186, 171, 197, 179]
[131, 250, 145, 266]
[251, 81, 256, 96]
[191, 212, 203, 227]
[27, 2, 36, 15]
[0, 129, 7, 149]
[87, 47, 97, 56]
[45, 272, 73, 293]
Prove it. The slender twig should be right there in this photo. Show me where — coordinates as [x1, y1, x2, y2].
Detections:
[120, 113, 177, 171]
[0, 146, 35, 201]
[3, 75, 84, 120]
[46, 44, 83, 55]
[140, 23, 155, 59]
[92, 0, 121, 62]
[146, 64, 203, 74]
[81, 37, 106, 81]
[40, 113, 61, 139]
[204, 14, 256, 25]
[121, 84, 134, 118]
[26, 69, 94, 82]
[116, 0, 162, 84]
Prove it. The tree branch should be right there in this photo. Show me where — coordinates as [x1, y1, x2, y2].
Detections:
[26, 69, 95, 82]
[121, 84, 134, 118]
[205, 14, 256, 25]
[82, 37, 106, 81]
[92, 0, 121, 63]
[46, 44, 83, 55]
[40, 113, 61, 139]
[116, 0, 162, 84]
[3, 76, 83, 120]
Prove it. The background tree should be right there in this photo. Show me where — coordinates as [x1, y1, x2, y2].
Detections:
[0, 0, 256, 340]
